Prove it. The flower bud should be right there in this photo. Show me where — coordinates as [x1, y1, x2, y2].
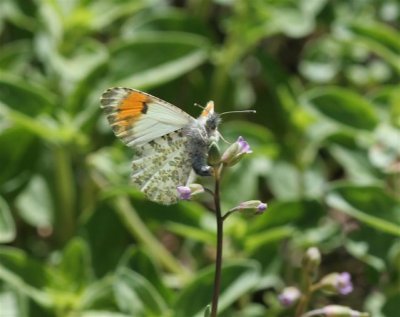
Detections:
[278, 286, 301, 307]
[322, 305, 370, 317]
[208, 141, 221, 166]
[230, 200, 267, 216]
[303, 247, 321, 274]
[221, 136, 252, 166]
[177, 186, 191, 200]
[177, 184, 204, 200]
[319, 272, 353, 295]
[188, 183, 204, 196]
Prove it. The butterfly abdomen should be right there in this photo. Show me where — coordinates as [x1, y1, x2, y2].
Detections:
[185, 122, 212, 176]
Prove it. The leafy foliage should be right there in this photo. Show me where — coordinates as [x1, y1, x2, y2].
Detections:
[0, 0, 399, 316]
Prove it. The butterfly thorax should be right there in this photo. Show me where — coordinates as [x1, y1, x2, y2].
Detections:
[184, 110, 220, 176]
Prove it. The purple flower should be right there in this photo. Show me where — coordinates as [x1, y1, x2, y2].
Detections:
[177, 184, 204, 201]
[320, 272, 353, 296]
[336, 272, 353, 295]
[221, 136, 252, 166]
[177, 186, 191, 200]
[278, 287, 301, 307]
[237, 136, 252, 154]
[257, 202, 267, 214]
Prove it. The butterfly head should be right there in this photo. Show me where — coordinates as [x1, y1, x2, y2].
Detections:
[199, 101, 221, 139]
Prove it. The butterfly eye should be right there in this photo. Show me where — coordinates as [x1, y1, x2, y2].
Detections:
[206, 114, 221, 131]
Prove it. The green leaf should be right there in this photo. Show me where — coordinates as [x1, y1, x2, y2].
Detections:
[174, 261, 260, 317]
[108, 32, 210, 89]
[113, 268, 168, 317]
[369, 124, 400, 171]
[0, 284, 29, 317]
[0, 247, 53, 307]
[382, 293, 400, 317]
[0, 40, 32, 72]
[79, 312, 131, 317]
[15, 175, 54, 228]
[221, 121, 277, 151]
[59, 238, 92, 292]
[229, 303, 267, 317]
[269, 0, 328, 38]
[245, 226, 295, 253]
[0, 0, 36, 31]
[79, 276, 117, 311]
[0, 75, 71, 144]
[0, 126, 37, 188]
[345, 239, 385, 272]
[326, 184, 400, 236]
[117, 246, 172, 304]
[251, 199, 325, 232]
[82, 201, 131, 277]
[350, 22, 400, 73]
[0, 74, 55, 116]
[0, 196, 16, 243]
[36, 0, 151, 43]
[121, 8, 212, 37]
[87, 0, 153, 31]
[299, 37, 340, 83]
[303, 87, 379, 130]
[165, 222, 215, 245]
[328, 144, 379, 184]
[267, 161, 325, 199]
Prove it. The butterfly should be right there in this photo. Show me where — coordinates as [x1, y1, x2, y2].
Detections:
[100, 87, 221, 205]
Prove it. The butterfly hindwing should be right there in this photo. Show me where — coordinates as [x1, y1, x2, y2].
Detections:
[131, 129, 192, 205]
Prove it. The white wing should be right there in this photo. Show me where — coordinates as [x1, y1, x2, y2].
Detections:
[100, 87, 194, 147]
[131, 129, 192, 205]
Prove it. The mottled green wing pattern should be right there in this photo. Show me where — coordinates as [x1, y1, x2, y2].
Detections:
[131, 129, 192, 205]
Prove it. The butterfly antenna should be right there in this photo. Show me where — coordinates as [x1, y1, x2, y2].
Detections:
[193, 102, 205, 110]
[219, 109, 256, 116]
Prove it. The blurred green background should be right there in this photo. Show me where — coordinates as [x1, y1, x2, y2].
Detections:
[0, 0, 399, 316]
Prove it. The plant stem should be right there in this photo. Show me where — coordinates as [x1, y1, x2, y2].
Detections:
[53, 146, 76, 245]
[295, 294, 310, 317]
[211, 166, 223, 317]
[295, 271, 312, 317]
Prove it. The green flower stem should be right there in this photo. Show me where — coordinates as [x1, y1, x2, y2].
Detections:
[310, 282, 323, 292]
[53, 146, 76, 244]
[222, 210, 235, 221]
[112, 196, 191, 282]
[204, 187, 215, 197]
[211, 165, 224, 317]
[295, 270, 313, 317]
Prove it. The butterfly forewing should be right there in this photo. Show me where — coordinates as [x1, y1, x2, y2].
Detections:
[100, 87, 193, 147]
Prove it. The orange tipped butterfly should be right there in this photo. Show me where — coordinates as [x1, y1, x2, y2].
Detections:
[100, 88, 222, 205]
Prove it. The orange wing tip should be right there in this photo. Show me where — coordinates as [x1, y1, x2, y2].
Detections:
[117, 91, 149, 120]
[201, 101, 214, 117]
[101, 89, 150, 129]
[100, 87, 131, 103]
